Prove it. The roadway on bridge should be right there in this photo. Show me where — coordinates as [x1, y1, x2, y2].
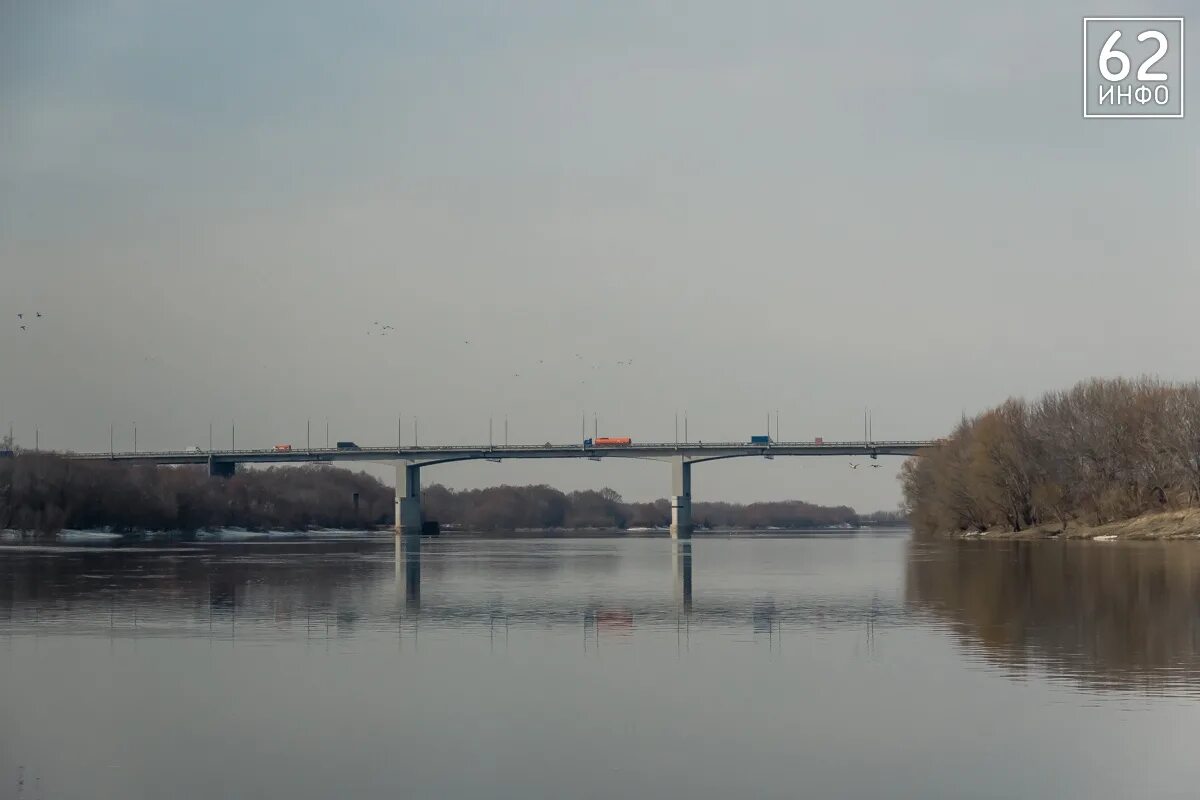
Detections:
[61, 439, 935, 467]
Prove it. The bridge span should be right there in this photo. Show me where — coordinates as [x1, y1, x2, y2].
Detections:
[61, 439, 935, 538]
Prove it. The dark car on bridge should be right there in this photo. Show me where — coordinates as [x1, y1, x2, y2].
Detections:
[335, 441, 360, 450]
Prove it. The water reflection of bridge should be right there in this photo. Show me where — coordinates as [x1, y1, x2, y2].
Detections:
[0, 540, 908, 639]
[8, 537, 1200, 695]
[391, 538, 685, 613]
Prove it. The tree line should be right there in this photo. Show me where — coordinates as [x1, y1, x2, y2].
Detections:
[0, 454, 396, 534]
[902, 376, 1200, 536]
[423, 485, 857, 531]
[0, 448, 860, 535]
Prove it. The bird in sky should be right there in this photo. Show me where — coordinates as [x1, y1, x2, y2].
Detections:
[16, 313, 22, 319]
[19, 325, 26, 331]
[870, 463, 882, 468]
[849, 462, 860, 469]
[36, 312, 42, 318]
[464, 340, 470, 344]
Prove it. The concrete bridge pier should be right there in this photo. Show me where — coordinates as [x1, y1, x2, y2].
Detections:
[394, 462, 423, 536]
[208, 458, 235, 478]
[670, 457, 693, 539]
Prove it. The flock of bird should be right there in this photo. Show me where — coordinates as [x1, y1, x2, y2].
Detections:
[15, 311, 43, 332]
[360, 319, 874, 456]
[9, 310, 889, 462]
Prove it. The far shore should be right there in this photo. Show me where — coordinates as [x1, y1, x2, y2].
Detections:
[950, 509, 1200, 541]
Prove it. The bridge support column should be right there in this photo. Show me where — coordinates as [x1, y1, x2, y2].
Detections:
[670, 457, 692, 539]
[208, 458, 236, 478]
[394, 462, 422, 536]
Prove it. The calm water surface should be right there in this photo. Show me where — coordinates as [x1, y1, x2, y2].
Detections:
[4, 531, 1200, 799]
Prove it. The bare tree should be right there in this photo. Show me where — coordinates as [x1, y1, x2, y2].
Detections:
[905, 376, 1200, 536]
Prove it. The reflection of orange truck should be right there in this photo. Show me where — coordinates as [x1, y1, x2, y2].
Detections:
[596, 609, 633, 631]
[273, 444, 292, 452]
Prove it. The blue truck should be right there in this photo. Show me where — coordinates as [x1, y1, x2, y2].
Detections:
[750, 435, 771, 444]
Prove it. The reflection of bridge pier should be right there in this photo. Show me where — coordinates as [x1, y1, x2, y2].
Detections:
[673, 540, 693, 610]
[394, 533, 421, 608]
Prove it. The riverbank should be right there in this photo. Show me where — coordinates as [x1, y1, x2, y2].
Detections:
[902, 377, 1200, 542]
[953, 509, 1200, 541]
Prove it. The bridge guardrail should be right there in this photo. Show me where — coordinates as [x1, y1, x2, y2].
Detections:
[60, 440, 937, 459]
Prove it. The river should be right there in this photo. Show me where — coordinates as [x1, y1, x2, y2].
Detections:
[4, 532, 1200, 799]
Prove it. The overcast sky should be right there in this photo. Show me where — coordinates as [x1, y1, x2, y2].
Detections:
[1, 1, 1195, 511]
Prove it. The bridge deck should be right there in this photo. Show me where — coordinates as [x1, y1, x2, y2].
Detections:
[58, 440, 934, 467]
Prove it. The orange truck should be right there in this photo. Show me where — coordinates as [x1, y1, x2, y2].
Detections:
[586, 437, 632, 446]
[273, 444, 293, 452]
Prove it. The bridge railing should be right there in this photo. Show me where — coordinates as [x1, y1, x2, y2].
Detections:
[60, 440, 937, 459]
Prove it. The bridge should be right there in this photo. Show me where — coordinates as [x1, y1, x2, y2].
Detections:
[61, 439, 934, 538]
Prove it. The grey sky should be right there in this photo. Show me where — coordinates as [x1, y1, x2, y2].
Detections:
[1, 1, 1196, 511]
